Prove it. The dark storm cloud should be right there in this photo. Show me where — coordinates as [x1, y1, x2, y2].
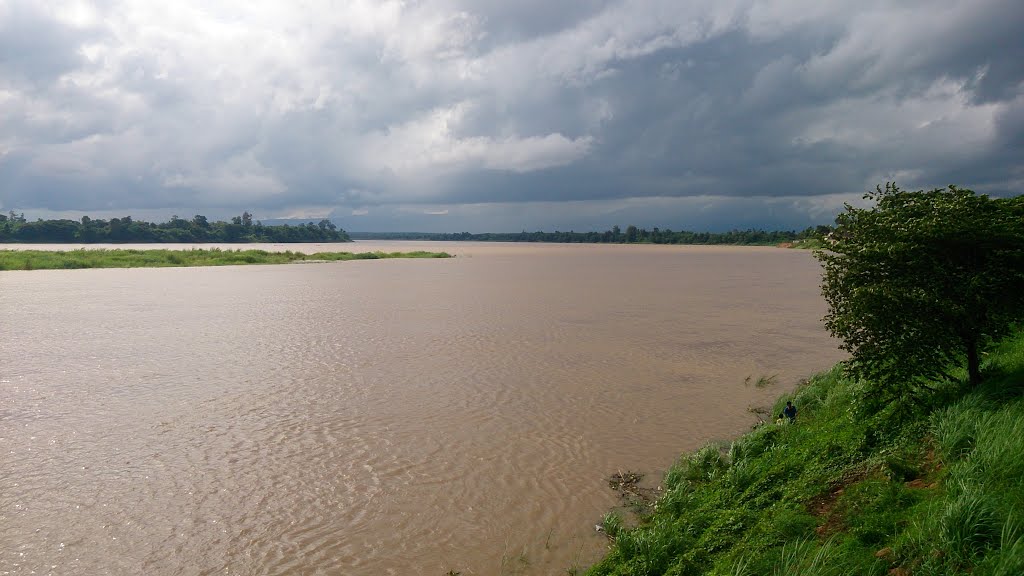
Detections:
[0, 3, 97, 89]
[1, 0, 1021, 230]
[451, 0, 614, 47]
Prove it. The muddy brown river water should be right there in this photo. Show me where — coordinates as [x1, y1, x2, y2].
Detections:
[0, 242, 846, 575]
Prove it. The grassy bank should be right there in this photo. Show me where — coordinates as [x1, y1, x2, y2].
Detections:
[586, 331, 1024, 575]
[780, 238, 826, 250]
[0, 248, 451, 270]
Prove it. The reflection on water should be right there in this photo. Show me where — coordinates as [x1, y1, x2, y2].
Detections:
[0, 243, 844, 575]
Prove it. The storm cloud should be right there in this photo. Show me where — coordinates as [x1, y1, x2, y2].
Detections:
[1, 0, 1021, 231]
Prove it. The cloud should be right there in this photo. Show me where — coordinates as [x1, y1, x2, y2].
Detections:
[0, 0, 1021, 230]
[353, 102, 595, 178]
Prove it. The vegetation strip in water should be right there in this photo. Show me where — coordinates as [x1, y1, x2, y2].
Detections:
[0, 248, 451, 270]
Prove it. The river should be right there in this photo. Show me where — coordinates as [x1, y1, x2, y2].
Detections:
[0, 241, 846, 575]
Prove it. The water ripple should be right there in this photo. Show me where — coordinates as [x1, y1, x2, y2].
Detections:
[0, 245, 844, 575]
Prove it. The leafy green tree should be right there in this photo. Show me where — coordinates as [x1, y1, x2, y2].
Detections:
[816, 183, 1024, 396]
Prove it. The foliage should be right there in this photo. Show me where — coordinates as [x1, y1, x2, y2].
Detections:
[349, 226, 832, 246]
[0, 211, 350, 243]
[0, 249, 450, 271]
[0, 210, 838, 246]
[585, 330, 1024, 576]
[815, 183, 1024, 392]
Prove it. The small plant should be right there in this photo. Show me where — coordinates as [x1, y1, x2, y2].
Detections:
[681, 444, 728, 484]
[498, 542, 530, 576]
[602, 512, 623, 539]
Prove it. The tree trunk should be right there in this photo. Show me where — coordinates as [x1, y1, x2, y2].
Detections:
[966, 339, 982, 386]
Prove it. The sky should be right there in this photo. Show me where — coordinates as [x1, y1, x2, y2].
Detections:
[1, 0, 1022, 232]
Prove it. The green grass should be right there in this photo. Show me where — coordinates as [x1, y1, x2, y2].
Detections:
[586, 331, 1024, 575]
[0, 248, 451, 270]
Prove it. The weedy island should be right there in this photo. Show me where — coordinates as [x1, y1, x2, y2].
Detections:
[0, 248, 451, 271]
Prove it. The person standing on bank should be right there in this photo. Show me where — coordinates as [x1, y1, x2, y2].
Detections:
[781, 401, 797, 423]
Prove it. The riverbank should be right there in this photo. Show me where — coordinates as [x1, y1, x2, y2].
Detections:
[585, 331, 1024, 575]
[778, 238, 825, 249]
[0, 248, 451, 270]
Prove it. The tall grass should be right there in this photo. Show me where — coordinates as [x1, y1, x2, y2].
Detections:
[770, 539, 844, 576]
[586, 331, 1024, 576]
[0, 248, 451, 270]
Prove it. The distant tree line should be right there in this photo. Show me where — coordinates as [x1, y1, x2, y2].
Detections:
[350, 225, 832, 245]
[0, 211, 351, 243]
[0, 210, 830, 245]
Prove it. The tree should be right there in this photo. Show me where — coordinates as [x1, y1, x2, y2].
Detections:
[816, 183, 1024, 396]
